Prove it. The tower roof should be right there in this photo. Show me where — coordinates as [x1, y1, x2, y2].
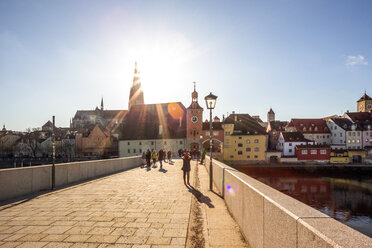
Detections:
[357, 92, 372, 102]
[268, 108, 275, 114]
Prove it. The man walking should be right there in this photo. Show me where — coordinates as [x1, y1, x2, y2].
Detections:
[158, 149, 164, 169]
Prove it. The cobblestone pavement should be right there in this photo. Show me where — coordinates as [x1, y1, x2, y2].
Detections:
[0, 160, 192, 248]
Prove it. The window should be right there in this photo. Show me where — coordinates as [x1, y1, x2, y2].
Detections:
[151, 141, 154, 145]
[128, 149, 130, 153]
[226, 139, 230, 144]
[139, 149, 142, 153]
[246, 139, 250, 144]
[247, 155, 250, 158]
[238, 143, 243, 147]
[348, 140, 351, 143]
[206, 131, 210, 136]
[246, 148, 251, 152]
[335, 126, 337, 130]
[128, 142, 130, 145]
[139, 142, 142, 145]
[254, 147, 259, 152]
[320, 150, 326, 155]
[133, 149, 136, 153]
[238, 151, 243, 155]
[164, 141, 167, 145]
[254, 155, 258, 158]
[225, 132, 230, 135]
[289, 149, 292, 153]
[357, 132, 360, 136]
[289, 143, 292, 146]
[340, 133, 342, 137]
[301, 150, 308, 155]
[311, 150, 317, 155]
[239, 136, 242, 139]
[356, 139, 360, 143]
[254, 139, 259, 143]
[180, 140, 183, 144]
[213, 131, 219, 136]
[230, 155, 234, 158]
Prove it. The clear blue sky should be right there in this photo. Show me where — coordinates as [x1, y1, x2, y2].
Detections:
[1, 0, 371, 131]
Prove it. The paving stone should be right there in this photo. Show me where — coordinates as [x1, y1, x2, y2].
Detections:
[3, 234, 26, 242]
[40, 234, 69, 242]
[171, 237, 186, 245]
[16, 242, 48, 248]
[43, 242, 73, 248]
[163, 228, 187, 238]
[42, 226, 72, 234]
[64, 234, 91, 242]
[146, 236, 171, 245]
[116, 236, 147, 244]
[87, 227, 114, 235]
[86, 235, 120, 243]
[110, 228, 137, 236]
[18, 234, 48, 242]
[64, 227, 93, 235]
[0, 242, 22, 248]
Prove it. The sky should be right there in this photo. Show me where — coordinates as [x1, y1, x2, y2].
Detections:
[0, 0, 371, 131]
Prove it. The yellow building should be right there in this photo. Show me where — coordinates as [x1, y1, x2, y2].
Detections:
[330, 149, 366, 164]
[222, 113, 267, 163]
[357, 92, 372, 112]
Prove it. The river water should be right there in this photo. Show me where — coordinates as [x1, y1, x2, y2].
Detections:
[234, 166, 372, 238]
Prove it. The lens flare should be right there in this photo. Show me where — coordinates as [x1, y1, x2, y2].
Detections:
[226, 185, 235, 196]
[168, 103, 184, 120]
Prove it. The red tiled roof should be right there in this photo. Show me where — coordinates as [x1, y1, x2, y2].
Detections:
[202, 122, 223, 130]
[344, 112, 372, 122]
[281, 132, 311, 142]
[286, 119, 330, 134]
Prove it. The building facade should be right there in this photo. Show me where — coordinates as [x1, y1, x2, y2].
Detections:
[356, 92, 372, 112]
[277, 132, 313, 157]
[202, 117, 224, 152]
[186, 84, 203, 151]
[285, 119, 332, 145]
[222, 113, 267, 163]
[295, 145, 331, 161]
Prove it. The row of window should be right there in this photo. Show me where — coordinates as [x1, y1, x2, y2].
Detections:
[333, 133, 343, 137]
[347, 132, 361, 136]
[230, 154, 259, 159]
[348, 139, 361, 144]
[205, 131, 219, 136]
[127, 140, 183, 146]
[301, 150, 327, 155]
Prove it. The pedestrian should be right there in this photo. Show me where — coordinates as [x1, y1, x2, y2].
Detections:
[158, 149, 164, 169]
[178, 149, 182, 157]
[167, 150, 172, 162]
[146, 149, 151, 167]
[200, 148, 206, 164]
[141, 151, 146, 166]
[151, 150, 157, 167]
[182, 151, 192, 185]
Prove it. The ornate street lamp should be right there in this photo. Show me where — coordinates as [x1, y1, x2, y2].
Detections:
[204, 92, 217, 191]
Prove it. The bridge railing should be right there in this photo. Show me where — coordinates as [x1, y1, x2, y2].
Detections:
[205, 157, 371, 248]
[0, 156, 142, 202]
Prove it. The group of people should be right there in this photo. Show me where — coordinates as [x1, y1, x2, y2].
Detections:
[142, 149, 172, 169]
[142, 148, 207, 186]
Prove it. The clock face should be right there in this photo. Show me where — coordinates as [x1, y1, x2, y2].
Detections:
[191, 116, 198, 123]
[359, 105, 364, 111]
[367, 104, 372, 110]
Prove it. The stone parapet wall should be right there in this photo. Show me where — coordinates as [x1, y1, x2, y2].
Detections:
[0, 156, 142, 202]
[205, 157, 371, 248]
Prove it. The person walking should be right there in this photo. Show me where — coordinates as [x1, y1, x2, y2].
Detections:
[145, 149, 151, 167]
[167, 150, 172, 162]
[151, 150, 157, 167]
[158, 149, 164, 169]
[141, 151, 146, 166]
[200, 148, 206, 164]
[182, 151, 192, 185]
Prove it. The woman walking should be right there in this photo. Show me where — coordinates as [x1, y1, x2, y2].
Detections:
[158, 149, 164, 169]
[151, 150, 157, 167]
[182, 151, 192, 185]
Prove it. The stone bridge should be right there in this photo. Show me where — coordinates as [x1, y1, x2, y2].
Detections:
[0, 158, 247, 248]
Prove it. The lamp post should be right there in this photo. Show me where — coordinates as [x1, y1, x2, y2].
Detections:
[52, 116, 56, 190]
[204, 92, 217, 191]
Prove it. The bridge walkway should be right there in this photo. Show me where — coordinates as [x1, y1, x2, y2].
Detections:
[0, 159, 248, 248]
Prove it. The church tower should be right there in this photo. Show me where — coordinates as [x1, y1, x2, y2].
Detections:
[128, 62, 144, 110]
[267, 108, 275, 122]
[357, 91, 372, 112]
[186, 82, 203, 151]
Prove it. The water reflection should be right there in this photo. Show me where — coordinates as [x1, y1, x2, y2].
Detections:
[236, 167, 372, 238]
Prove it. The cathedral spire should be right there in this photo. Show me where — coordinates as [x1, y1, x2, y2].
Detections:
[129, 62, 144, 110]
[101, 96, 104, 111]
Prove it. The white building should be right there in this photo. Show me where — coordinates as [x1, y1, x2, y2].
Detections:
[277, 132, 313, 156]
[326, 118, 352, 149]
[285, 118, 332, 145]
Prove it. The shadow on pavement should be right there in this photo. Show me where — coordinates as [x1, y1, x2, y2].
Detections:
[159, 168, 168, 173]
[186, 184, 214, 208]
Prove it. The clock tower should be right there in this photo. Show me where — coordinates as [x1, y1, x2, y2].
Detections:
[357, 91, 372, 112]
[187, 82, 203, 151]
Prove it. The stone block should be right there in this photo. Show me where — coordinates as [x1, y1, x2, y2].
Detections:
[67, 163, 81, 184]
[0, 168, 32, 201]
[31, 166, 51, 192]
[297, 217, 372, 248]
[224, 170, 244, 228]
[55, 164, 68, 187]
[242, 184, 264, 248]
[263, 198, 297, 248]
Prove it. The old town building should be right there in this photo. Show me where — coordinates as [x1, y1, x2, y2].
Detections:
[222, 113, 267, 163]
[277, 132, 313, 157]
[356, 91, 372, 112]
[285, 118, 332, 145]
[202, 117, 223, 152]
